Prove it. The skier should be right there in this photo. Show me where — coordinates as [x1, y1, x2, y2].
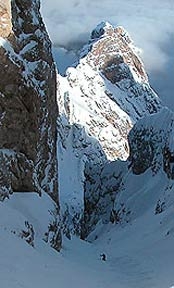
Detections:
[100, 253, 107, 261]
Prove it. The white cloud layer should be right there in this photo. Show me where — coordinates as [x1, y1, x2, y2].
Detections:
[41, 0, 174, 108]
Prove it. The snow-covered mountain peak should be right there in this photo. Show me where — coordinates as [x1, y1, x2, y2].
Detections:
[90, 21, 132, 46]
[58, 23, 161, 160]
[90, 21, 113, 40]
[57, 22, 162, 237]
[80, 22, 148, 86]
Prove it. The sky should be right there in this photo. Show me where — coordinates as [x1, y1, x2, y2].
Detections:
[41, 0, 174, 109]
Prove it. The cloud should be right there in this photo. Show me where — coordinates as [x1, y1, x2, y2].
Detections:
[41, 0, 174, 108]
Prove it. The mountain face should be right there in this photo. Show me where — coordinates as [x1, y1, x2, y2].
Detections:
[0, 0, 172, 258]
[57, 22, 162, 238]
[0, 0, 58, 202]
[1, 3, 174, 286]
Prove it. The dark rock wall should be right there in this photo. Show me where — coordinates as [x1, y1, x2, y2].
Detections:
[0, 0, 58, 202]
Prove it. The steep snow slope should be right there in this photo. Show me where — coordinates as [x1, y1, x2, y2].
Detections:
[1, 109, 174, 288]
[57, 22, 162, 237]
[1, 192, 174, 288]
[0, 192, 61, 251]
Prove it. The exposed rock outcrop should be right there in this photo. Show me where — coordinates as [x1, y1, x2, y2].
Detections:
[0, 0, 58, 201]
[89, 22, 148, 84]
[57, 22, 162, 238]
[128, 107, 174, 179]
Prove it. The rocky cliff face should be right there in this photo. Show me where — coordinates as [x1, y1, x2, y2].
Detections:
[0, 0, 58, 202]
[57, 22, 162, 238]
[128, 107, 174, 179]
[84, 107, 174, 238]
[111, 107, 174, 225]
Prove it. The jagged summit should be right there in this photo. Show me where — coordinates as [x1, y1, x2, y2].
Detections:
[90, 21, 113, 40]
[81, 21, 148, 85]
[90, 21, 132, 45]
